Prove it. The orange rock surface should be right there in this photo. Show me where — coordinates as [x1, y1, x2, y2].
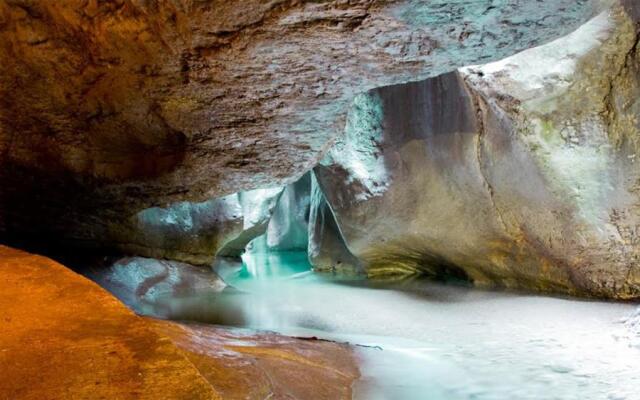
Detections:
[0, 245, 220, 400]
[150, 320, 359, 400]
[0, 245, 359, 399]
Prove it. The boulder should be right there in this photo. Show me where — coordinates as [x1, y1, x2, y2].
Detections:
[86, 256, 226, 317]
[312, 1, 640, 298]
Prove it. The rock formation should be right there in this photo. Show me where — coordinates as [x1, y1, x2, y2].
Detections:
[86, 256, 226, 315]
[266, 173, 311, 251]
[0, 245, 359, 400]
[308, 171, 363, 275]
[312, 0, 640, 298]
[0, 0, 601, 252]
[150, 320, 359, 400]
[0, 245, 220, 399]
[114, 186, 282, 264]
[3, 0, 640, 299]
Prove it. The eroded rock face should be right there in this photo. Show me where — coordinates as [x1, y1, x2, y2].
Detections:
[0, 0, 602, 252]
[87, 256, 226, 316]
[266, 173, 311, 251]
[114, 187, 282, 264]
[313, 1, 640, 298]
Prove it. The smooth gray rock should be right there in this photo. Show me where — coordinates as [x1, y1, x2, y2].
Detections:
[87, 256, 226, 317]
[312, 1, 640, 298]
[115, 187, 283, 265]
[266, 173, 311, 252]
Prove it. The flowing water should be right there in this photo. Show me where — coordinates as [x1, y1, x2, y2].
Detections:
[151, 242, 640, 400]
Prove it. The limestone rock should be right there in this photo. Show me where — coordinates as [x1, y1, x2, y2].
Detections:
[0, 0, 602, 253]
[313, 1, 640, 298]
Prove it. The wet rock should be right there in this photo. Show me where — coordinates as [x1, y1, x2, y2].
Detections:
[0, 245, 220, 400]
[150, 320, 360, 400]
[0, 245, 361, 400]
[313, 1, 640, 298]
[266, 173, 312, 251]
[0, 0, 603, 254]
[87, 256, 226, 317]
[308, 171, 362, 275]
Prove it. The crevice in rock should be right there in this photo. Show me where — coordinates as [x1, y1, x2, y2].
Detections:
[464, 77, 511, 237]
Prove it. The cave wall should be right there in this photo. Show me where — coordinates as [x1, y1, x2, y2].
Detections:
[0, 0, 603, 251]
[3, 0, 639, 299]
[114, 187, 283, 265]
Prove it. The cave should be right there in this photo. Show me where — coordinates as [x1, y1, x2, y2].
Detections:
[1, 1, 640, 399]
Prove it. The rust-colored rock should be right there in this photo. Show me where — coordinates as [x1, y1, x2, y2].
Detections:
[0, 245, 360, 399]
[0, 245, 220, 400]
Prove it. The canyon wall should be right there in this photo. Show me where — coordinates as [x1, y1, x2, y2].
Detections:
[313, 1, 640, 298]
[4, 0, 640, 298]
[0, 0, 601, 250]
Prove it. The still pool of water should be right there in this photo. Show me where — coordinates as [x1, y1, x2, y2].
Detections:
[152, 247, 640, 400]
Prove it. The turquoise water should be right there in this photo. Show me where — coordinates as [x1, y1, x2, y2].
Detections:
[157, 242, 640, 400]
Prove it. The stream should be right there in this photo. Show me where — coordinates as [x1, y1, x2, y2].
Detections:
[147, 244, 639, 400]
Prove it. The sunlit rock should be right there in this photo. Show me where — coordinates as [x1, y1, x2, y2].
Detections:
[0, 0, 604, 252]
[313, 1, 640, 298]
[0, 245, 360, 400]
[87, 256, 226, 317]
[114, 187, 282, 264]
[0, 246, 220, 400]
